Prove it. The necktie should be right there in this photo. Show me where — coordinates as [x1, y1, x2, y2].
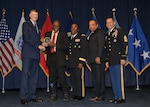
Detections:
[34, 23, 39, 34]
[51, 32, 56, 53]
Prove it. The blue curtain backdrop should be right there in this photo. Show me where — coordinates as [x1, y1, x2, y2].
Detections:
[0, 0, 150, 89]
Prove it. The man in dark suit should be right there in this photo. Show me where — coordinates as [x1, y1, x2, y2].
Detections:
[87, 20, 106, 102]
[44, 20, 69, 102]
[20, 9, 45, 105]
[105, 17, 127, 104]
[68, 24, 87, 100]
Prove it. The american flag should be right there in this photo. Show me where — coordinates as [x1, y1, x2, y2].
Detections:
[0, 16, 15, 77]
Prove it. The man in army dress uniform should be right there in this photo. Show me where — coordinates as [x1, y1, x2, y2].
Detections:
[105, 17, 128, 104]
[68, 23, 87, 100]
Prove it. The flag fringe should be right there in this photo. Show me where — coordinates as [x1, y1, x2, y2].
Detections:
[39, 64, 49, 77]
[125, 62, 150, 75]
[0, 64, 16, 77]
[15, 64, 22, 71]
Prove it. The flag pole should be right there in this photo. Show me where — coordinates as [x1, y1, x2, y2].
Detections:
[46, 9, 50, 93]
[47, 75, 50, 92]
[1, 8, 6, 94]
[2, 76, 5, 93]
[133, 7, 140, 91]
[69, 10, 73, 19]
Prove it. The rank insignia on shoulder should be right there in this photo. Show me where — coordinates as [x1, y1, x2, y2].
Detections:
[81, 34, 86, 36]
[124, 35, 128, 42]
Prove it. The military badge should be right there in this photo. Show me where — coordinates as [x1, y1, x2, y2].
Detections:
[75, 39, 80, 42]
[112, 29, 118, 38]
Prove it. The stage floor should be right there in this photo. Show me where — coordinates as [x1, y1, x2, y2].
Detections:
[0, 86, 150, 107]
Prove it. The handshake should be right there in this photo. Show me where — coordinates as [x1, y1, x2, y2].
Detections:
[38, 37, 56, 51]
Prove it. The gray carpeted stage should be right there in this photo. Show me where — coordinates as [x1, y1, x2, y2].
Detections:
[0, 86, 150, 107]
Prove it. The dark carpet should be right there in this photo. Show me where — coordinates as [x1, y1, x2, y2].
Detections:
[0, 86, 150, 107]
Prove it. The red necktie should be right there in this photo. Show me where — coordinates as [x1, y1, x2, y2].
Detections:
[51, 32, 56, 53]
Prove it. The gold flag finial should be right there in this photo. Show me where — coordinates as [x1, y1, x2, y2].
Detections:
[22, 9, 25, 16]
[133, 7, 137, 17]
[2, 8, 6, 17]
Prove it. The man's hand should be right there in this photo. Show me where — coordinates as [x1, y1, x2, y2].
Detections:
[48, 42, 56, 47]
[120, 59, 126, 65]
[95, 57, 101, 64]
[78, 63, 83, 69]
[105, 62, 109, 71]
[42, 42, 49, 47]
[38, 45, 46, 51]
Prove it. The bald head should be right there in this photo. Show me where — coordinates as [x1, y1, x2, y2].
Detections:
[53, 20, 60, 32]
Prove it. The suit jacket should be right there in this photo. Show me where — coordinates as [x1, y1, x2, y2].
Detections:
[105, 27, 128, 66]
[87, 29, 105, 63]
[21, 21, 41, 59]
[68, 33, 87, 68]
[44, 31, 69, 67]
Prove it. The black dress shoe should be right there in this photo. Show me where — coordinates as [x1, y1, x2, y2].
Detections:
[109, 98, 116, 103]
[122, 99, 126, 103]
[114, 99, 125, 104]
[63, 94, 69, 102]
[32, 98, 43, 103]
[72, 96, 78, 100]
[21, 99, 28, 105]
[77, 96, 84, 100]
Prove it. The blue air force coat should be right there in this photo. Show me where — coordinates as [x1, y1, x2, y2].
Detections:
[22, 21, 41, 59]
